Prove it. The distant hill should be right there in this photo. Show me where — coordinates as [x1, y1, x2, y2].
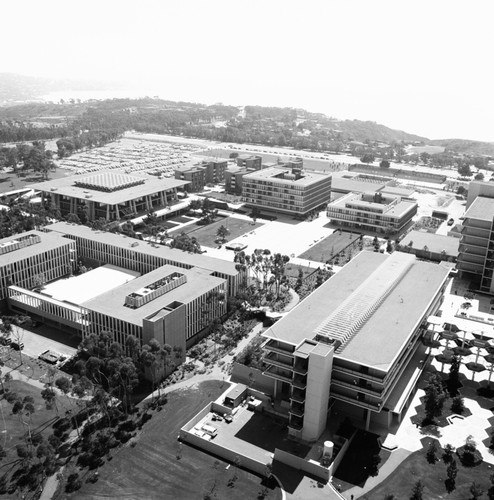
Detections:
[329, 118, 427, 143]
[431, 138, 494, 156]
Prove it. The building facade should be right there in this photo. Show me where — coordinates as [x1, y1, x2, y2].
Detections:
[0, 231, 75, 304]
[236, 154, 262, 170]
[30, 171, 188, 221]
[326, 192, 417, 235]
[175, 159, 227, 192]
[457, 196, 494, 294]
[242, 167, 332, 216]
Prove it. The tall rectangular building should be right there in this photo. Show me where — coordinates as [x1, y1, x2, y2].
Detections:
[242, 167, 332, 216]
[457, 196, 494, 294]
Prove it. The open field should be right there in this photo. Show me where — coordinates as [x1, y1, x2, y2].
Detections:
[298, 230, 361, 262]
[361, 437, 494, 500]
[179, 216, 264, 248]
[71, 380, 281, 500]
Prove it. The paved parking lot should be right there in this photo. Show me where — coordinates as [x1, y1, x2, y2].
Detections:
[8, 325, 78, 360]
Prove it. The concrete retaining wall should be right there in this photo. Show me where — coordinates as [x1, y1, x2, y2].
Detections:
[179, 430, 268, 476]
[230, 363, 275, 394]
[274, 448, 330, 482]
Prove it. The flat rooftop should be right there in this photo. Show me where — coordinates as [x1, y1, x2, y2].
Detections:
[29, 170, 189, 205]
[243, 166, 331, 187]
[0, 230, 73, 266]
[331, 172, 386, 194]
[264, 252, 449, 372]
[82, 265, 225, 325]
[43, 264, 140, 305]
[464, 196, 494, 223]
[329, 192, 417, 217]
[400, 230, 459, 256]
[46, 222, 239, 277]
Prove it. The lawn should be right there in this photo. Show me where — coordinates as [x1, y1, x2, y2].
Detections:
[361, 437, 494, 499]
[0, 380, 83, 486]
[298, 230, 361, 262]
[179, 216, 264, 248]
[70, 380, 281, 500]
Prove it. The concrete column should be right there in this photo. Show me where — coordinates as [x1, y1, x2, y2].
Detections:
[160, 191, 165, 206]
[365, 409, 371, 431]
[132, 200, 137, 214]
[106, 204, 110, 220]
[387, 410, 392, 429]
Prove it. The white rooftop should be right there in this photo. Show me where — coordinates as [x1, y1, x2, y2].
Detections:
[42, 264, 140, 305]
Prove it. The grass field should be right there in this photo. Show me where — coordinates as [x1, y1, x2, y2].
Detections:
[361, 437, 494, 499]
[298, 230, 361, 262]
[0, 380, 82, 476]
[71, 380, 281, 500]
[180, 216, 263, 248]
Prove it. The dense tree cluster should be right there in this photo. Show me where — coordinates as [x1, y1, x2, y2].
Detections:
[0, 141, 55, 179]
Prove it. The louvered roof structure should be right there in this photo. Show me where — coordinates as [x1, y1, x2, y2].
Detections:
[263, 251, 450, 371]
[314, 253, 414, 352]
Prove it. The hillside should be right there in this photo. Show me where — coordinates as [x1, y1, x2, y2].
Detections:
[431, 138, 494, 156]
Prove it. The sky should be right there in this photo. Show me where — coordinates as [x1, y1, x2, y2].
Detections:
[2, 0, 494, 142]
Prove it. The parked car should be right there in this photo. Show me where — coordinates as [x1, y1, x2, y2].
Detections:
[223, 414, 233, 423]
[11, 342, 24, 351]
[447, 218, 455, 226]
[0, 337, 11, 346]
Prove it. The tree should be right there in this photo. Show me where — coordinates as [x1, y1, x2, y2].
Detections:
[445, 458, 458, 492]
[170, 232, 202, 254]
[426, 439, 438, 464]
[451, 395, 465, 415]
[216, 225, 230, 242]
[380, 159, 390, 169]
[475, 172, 485, 181]
[420, 152, 431, 165]
[458, 163, 472, 177]
[447, 356, 461, 396]
[360, 153, 375, 164]
[443, 443, 454, 463]
[487, 473, 494, 500]
[410, 480, 424, 500]
[423, 374, 447, 423]
[470, 482, 484, 500]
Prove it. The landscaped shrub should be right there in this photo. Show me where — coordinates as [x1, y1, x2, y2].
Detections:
[457, 436, 482, 467]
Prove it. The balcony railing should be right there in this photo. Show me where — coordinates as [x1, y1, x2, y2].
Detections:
[290, 389, 306, 403]
[264, 340, 295, 357]
[264, 352, 293, 370]
[331, 378, 383, 398]
[331, 390, 381, 411]
[332, 364, 384, 384]
[292, 363, 308, 375]
[263, 365, 292, 383]
[289, 405, 305, 418]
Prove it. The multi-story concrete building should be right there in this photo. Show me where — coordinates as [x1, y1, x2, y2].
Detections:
[466, 180, 494, 210]
[30, 171, 188, 221]
[326, 192, 417, 235]
[225, 166, 248, 195]
[261, 252, 449, 441]
[175, 160, 227, 192]
[0, 230, 75, 305]
[45, 222, 241, 296]
[236, 154, 262, 170]
[457, 196, 494, 294]
[242, 167, 332, 216]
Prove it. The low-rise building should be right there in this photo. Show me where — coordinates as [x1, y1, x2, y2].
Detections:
[242, 167, 332, 216]
[30, 171, 189, 221]
[175, 159, 228, 192]
[236, 154, 262, 170]
[326, 191, 417, 235]
[399, 230, 459, 262]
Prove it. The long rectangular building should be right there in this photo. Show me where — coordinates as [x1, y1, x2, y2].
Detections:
[45, 222, 241, 295]
[261, 252, 449, 441]
[0, 230, 75, 304]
